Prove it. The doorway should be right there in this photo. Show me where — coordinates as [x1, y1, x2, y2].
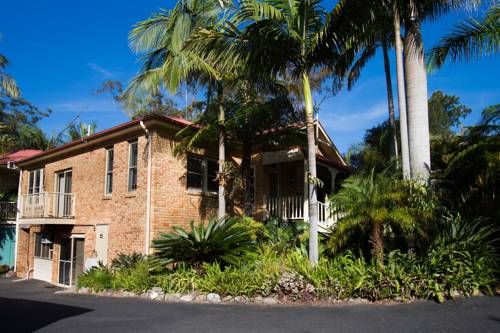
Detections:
[58, 236, 84, 286]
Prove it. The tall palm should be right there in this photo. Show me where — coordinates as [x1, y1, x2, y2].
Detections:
[128, 0, 230, 219]
[187, 0, 341, 264]
[0, 54, 20, 98]
[399, 0, 482, 180]
[427, 4, 499, 69]
[333, 0, 400, 167]
[329, 170, 414, 262]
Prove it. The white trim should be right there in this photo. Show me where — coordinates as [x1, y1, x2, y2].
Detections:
[145, 133, 152, 255]
[14, 170, 22, 272]
[127, 140, 138, 192]
[70, 234, 85, 239]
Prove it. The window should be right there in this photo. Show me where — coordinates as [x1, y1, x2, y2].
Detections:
[105, 147, 114, 195]
[128, 140, 138, 191]
[28, 169, 43, 194]
[34, 232, 53, 260]
[187, 155, 218, 193]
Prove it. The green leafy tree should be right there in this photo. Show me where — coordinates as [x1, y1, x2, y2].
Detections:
[428, 90, 471, 138]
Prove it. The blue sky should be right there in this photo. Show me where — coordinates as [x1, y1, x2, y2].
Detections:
[1, 0, 498, 153]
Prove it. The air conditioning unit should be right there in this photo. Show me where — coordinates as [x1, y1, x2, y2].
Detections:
[7, 161, 17, 169]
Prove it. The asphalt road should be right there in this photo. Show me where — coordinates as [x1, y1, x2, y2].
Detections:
[1, 278, 499, 333]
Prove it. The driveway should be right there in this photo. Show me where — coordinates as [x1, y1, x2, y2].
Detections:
[1, 278, 499, 332]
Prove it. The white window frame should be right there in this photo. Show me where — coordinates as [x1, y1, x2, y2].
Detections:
[187, 155, 218, 193]
[128, 140, 138, 192]
[104, 147, 114, 196]
[28, 168, 44, 194]
[34, 232, 53, 260]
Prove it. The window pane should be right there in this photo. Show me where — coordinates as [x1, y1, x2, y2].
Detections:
[34, 233, 41, 257]
[34, 169, 41, 194]
[106, 173, 113, 194]
[129, 168, 137, 191]
[207, 160, 218, 178]
[128, 141, 138, 191]
[188, 156, 203, 174]
[207, 176, 218, 192]
[187, 173, 203, 189]
[107, 149, 114, 171]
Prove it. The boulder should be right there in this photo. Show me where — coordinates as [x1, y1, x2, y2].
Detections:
[207, 293, 221, 303]
[180, 294, 195, 302]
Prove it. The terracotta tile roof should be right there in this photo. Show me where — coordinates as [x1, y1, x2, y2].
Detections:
[0, 149, 43, 165]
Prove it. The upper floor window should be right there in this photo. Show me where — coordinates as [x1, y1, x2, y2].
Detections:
[128, 140, 138, 191]
[187, 155, 218, 193]
[105, 147, 114, 195]
[28, 169, 43, 194]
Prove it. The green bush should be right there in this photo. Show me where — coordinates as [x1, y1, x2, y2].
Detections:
[155, 266, 200, 294]
[151, 217, 257, 268]
[77, 266, 114, 292]
[113, 261, 154, 294]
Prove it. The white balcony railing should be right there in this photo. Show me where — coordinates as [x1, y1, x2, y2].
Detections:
[265, 195, 338, 228]
[0, 201, 17, 220]
[20, 192, 75, 219]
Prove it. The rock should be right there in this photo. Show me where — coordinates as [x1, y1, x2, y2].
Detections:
[222, 296, 234, 303]
[207, 293, 221, 303]
[149, 288, 164, 301]
[253, 296, 264, 303]
[77, 287, 90, 294]
[195, 294, 207, 302]
[164, 293, 181, 303]
[180, 294, 195, 302]
[234, 296, 249, 304]
[262, 297, 278, 305]
[122, 291, 135, 298]
[450, 290, 461, 298]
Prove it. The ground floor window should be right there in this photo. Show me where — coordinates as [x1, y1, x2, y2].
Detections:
[34, 232, 53, 259]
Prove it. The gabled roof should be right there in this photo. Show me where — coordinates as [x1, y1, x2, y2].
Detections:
[15, 113, 347, 171]
[0, 149, 43, 165]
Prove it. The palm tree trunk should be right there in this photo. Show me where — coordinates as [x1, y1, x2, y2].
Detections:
[242, 143, 253, 216]
[303, 72, 319, 265]
[370, 221, 384, 263]
[217, 82, 226, 219]
[393, 7, 411, 179]
[404, 0, 431, 181]
[381, 39, 399, 165]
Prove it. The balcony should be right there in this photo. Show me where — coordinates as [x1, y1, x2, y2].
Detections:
[265, 195, 339, 229]
[0, 202, 17, 221]
[20, 192, 75, 223]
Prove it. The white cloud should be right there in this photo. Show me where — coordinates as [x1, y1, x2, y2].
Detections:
[87, 62, 114, 78]
[320, 101, 388, 132]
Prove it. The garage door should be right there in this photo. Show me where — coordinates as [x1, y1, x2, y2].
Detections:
[0, 225, 15, 268]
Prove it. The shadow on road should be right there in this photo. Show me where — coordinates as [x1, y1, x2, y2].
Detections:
[0, 297, 92, 332]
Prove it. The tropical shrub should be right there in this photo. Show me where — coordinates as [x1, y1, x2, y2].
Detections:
[151, 217, 257, 269]
[262, 218, 308, 253]
[113, 261, 154, 294]
[111, 252, 147, 270]
[77, 265, 114, 292]
[155, 266, 200, 294]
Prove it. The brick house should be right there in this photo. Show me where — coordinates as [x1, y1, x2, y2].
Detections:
[13, 114, 346, 286]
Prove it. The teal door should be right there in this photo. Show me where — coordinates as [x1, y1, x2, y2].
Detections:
[0, 225, 16, 268]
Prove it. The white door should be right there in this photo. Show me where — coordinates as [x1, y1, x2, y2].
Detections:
[56, 170, 72, 217]
[95, 225, 109, 265]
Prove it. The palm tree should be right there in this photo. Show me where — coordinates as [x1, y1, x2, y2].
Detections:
[328, 170, 414, 262]
[175, 77, 302, 216]
[187, 0, 341, 264]
[127, 0, 230, 219]
[0, 53, 20, 98]
[427, 4, 499, 69]
[332, 0, 400, 167]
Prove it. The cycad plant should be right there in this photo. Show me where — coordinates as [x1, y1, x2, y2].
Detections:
[328, 170, 414, 262]
[151, 217, 257, 269]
